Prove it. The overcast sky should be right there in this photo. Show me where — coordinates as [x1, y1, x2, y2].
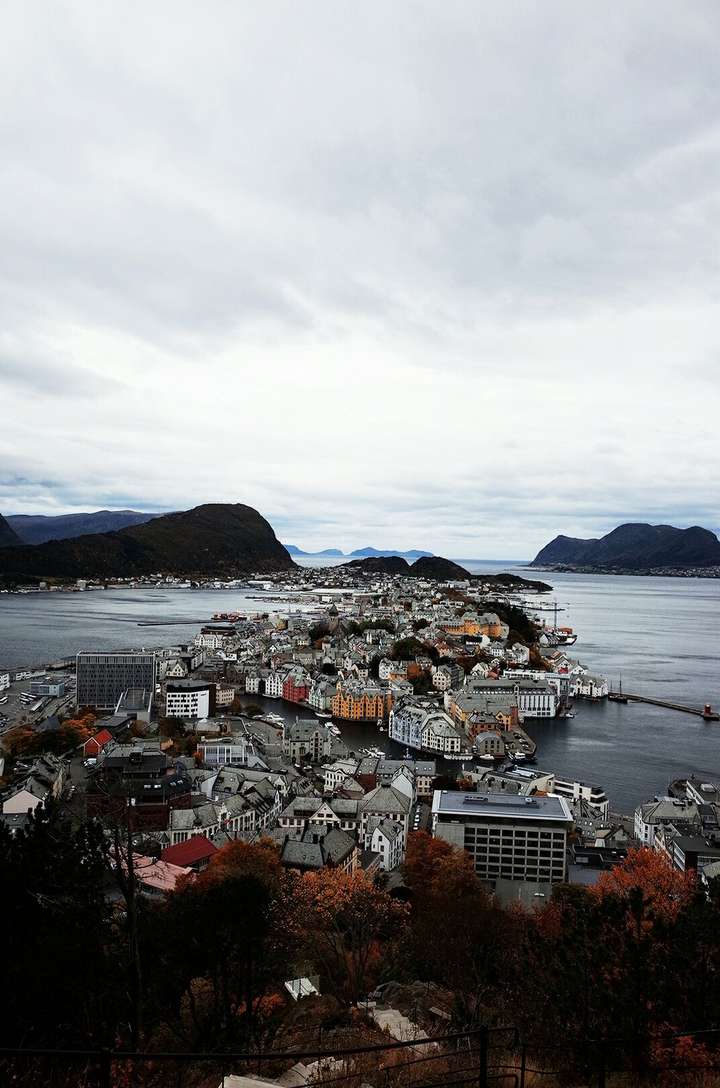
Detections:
[1, 2, 719, 558]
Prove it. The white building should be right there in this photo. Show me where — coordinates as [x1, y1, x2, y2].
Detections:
[198, 736, 262, 768]
[574, 675, 609, 700]
[322, 759, 359, 793]
[431, 665, 454, 691]
[421, 713, 464, 754]
[165, 681, 212, 719]
[0, 672, 10, 693]
[264, 669, 287, 699]
[633, 798, 698, 846]
[360, 785, 412, 847]
[369, 818, 405, 871]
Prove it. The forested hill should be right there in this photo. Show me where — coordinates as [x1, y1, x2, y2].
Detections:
[0, 503, 295, 581]
[531, 522, 720, 571]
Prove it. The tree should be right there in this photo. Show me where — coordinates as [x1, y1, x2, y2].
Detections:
[158, 716, 186, 739]
[402, 832, 511, 1024]
[242, 702, 263, 718]
[299, 870, 408, 1004]
[159, 838, 296, 1046]
[593, 848, 694, 923]
[0, 804, 123, 1056]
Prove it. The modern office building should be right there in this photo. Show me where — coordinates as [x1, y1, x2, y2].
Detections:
[165, 679, 214, 719]
[76, 652, 156, 710]
[431, 790, 574, 885]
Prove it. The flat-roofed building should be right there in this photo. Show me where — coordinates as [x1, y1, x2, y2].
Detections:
[76, 651, 156, 710]
[432, 790, 573, 885]
[165, 679, 214, 719]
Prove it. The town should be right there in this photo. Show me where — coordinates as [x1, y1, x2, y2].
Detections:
[3, 560, 713, 890]
[3, 562, 720, 1087]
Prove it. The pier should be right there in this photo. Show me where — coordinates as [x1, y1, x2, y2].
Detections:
[609, 691, 720, 721]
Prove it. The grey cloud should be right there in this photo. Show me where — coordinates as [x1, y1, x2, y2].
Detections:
[1, 1, 719, 551]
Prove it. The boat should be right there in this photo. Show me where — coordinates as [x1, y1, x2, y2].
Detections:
[511, 751, 527, 762]
[477, 753, 496, 764]
[539, 602, 578, 646]
[608, 675, 629, 703]
[316, 711, 332, 719]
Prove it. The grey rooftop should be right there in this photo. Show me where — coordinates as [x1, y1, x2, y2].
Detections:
[432, 790, 573, 822]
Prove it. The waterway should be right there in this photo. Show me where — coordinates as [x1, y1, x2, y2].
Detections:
[0, 563, 719, 812]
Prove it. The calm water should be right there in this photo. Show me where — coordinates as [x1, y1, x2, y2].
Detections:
[1, 565, 719, 811]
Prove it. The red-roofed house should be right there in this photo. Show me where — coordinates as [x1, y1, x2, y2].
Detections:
[161, 834, 218, 872]
[84, 729, 113, 759]
[132, 855, 192, 897]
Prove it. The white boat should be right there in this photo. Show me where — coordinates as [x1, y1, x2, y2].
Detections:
[511, 751, 527, 762]
[477, 753, 496, 764]
[316, 711, 332, 719]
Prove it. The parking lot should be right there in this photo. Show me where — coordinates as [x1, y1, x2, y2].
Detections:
[0, 672, 77, 732]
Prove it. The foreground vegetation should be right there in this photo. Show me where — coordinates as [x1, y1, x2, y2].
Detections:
[2, 808, 720, 1086]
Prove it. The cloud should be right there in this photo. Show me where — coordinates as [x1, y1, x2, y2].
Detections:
[0, 1, 719, 555]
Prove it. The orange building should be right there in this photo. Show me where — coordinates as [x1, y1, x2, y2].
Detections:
[331, 683, 394, 721]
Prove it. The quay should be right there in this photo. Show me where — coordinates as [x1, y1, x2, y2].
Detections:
[609, 691, 720, 721]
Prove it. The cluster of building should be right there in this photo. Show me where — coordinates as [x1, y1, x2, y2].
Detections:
[1, 564, 639, 906]
[634, 777, 720, 880]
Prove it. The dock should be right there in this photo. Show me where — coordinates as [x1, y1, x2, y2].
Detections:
[609, 691, 720, 721]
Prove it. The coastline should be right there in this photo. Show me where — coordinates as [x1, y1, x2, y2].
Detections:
[529, 564, 720, 579]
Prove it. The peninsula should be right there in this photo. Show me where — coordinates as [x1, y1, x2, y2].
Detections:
[531, 522, 720, 576]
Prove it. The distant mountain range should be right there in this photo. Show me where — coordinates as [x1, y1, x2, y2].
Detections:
[0, 514, 21, 548]
[531, 523, 720, 572]
[285, 544, 433, 559]
[7, 509, 157, 544]
[0, 504, 294, 582]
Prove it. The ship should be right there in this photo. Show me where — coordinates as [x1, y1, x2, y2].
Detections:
[608, 675, 629, 703]
[539, 601, 577, 646]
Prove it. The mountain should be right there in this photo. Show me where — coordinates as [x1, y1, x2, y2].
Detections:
[410, 556, 471, 579]
[286, 544, 434, 558]
[7, 510, 157, 544]
[344, 556, 412, 575]
[285, 545, 344, 557]
[344, 555, 472, 579]
[0, 503, 294, 581]
[531, 523, 720, 571]
[0, 514, 21, 548]
[349, 546, 433, 559]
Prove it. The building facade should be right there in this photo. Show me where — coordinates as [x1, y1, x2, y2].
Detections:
[165, 680, 214, 719]
[432, 791, 573, 885]
[76, 652, 156, 710]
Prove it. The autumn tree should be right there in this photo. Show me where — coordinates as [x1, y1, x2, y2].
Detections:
[299, 870, 408, 1005]
[593, 847, 694, 923]
[402, 832, 514, 1023]
[160, 838, 297, 1046]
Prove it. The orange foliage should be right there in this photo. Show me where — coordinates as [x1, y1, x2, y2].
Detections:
[593, 847, 695, 921]
[404, 829, 479, 896]
[195, 837, 283, 889]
